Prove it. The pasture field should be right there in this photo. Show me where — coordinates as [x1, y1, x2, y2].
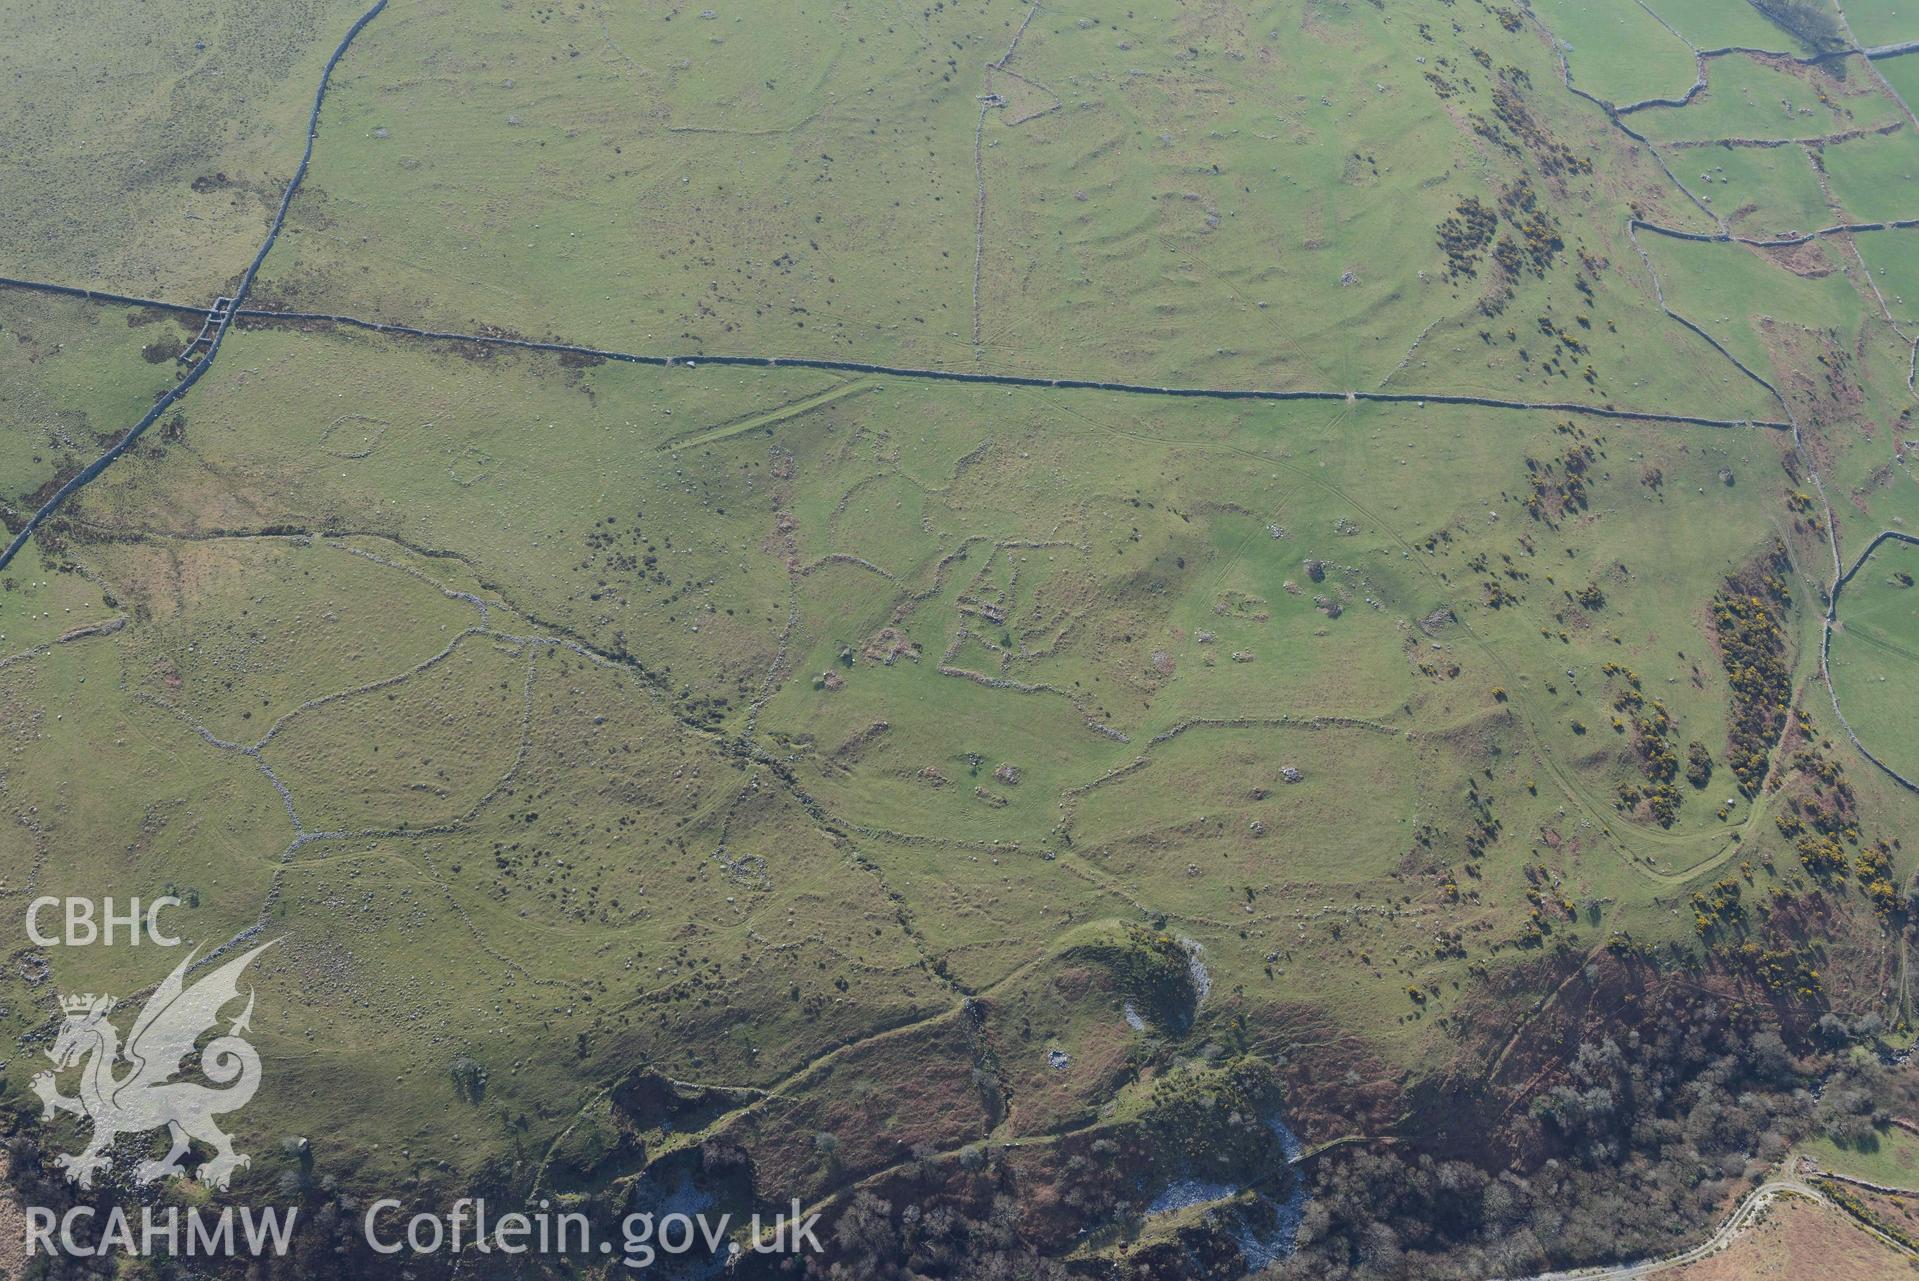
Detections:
[1534, 0, 1699, 107]
[1642, 0, 1805, 51]
[1821, 125, 1919, 223]
[1875, 48, 1919, 109]
[1686, 143, 1839, 236]
[2, 0, 1918, 1276]
[1841, 0, 1919, 51]
[1829, 537, 1919, 779]
[1851, 225, 1919, 325]
[1628, 53, 1902, 145]
[1635, 233, 1868, 378]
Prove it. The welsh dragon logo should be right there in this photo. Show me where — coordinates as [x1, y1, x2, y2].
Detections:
[32, 943, 274, 1190]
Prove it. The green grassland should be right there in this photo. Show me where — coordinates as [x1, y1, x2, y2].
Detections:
[1840, 0, 1919, 50]
[1684, 143, 1835, 236]
[1802, 1123, 1919, 1187]
[0, 632, 291, 987]
[1629, 53, 1902, 145]
[1822, 125, 1919, 223]
[1821, 326, 1919, 539]
[0, 295, 187, 520]
[249, 0, 989, 366]
[1637, 233, 1868, 379]
[0, 0, 374, 302]
[77, 535, 483, 743]
[1874, 48, 1919, 111]
[1852, 226, 1919, 324]
[1533, 0, 1700, 107]
[3, 0, 1919, 1269]
[1829, 537, 1919, 779]
[1643, 0, 1806, 51]
[12, 301, 1881, 1193]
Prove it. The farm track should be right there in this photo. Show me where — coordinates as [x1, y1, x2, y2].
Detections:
[656, 378, 872, 451]
[1500, 1179, 1860, 1281]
